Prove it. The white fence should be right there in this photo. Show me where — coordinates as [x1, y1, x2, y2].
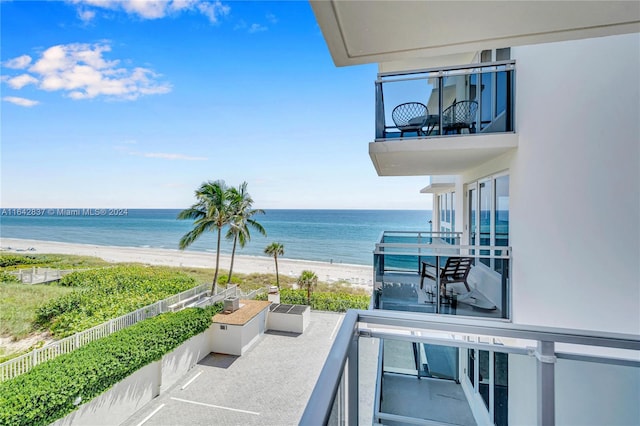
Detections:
[8, 267, 87, 284]
[0, 283, 266, 382]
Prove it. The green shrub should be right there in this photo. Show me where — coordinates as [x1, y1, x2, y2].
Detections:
[0, 253, 109, 270]
[0, 254, 42, 268]
[0, 271, 20, 284]
[35, 266, 197, 337]
[0, 304, 222, 426]
[259, 288, 369, 312]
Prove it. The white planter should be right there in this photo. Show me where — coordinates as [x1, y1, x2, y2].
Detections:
[54, 327, 214, 426]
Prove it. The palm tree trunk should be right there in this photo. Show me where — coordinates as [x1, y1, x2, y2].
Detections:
[274, 255, 280, 289]
[212, 228, 221, 295]
[227, 235, 238, 287]
[307, 285, 311, 305]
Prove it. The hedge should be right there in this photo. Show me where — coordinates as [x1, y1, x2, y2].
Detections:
[259, 288, 370, 311]
[0, 304, 222, 426]
[35, 266, 197, 337]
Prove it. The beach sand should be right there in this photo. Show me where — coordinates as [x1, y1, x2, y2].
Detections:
[0, 238, 374, 289]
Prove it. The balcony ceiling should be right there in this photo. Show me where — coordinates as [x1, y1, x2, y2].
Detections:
[369, 134, 518, 176]
[310, 1, 640, 66]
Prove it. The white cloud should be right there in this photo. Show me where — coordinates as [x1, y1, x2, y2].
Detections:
[266, 13, 277, 24]
[68, 0, 229, 23]
[3, 55, 32, 69]
[234, 20, 247, 31]
[248, 23, 267, 34]
[122, 149, 207, 161]
[6, 74, 38, 89]
[2, 42, 171, 101]
[3, 96, 40, 107]
[78, 9, 96, 22]
[142, 152, 208, 161]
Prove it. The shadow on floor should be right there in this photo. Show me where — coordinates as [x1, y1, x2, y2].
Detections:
[198, 353, 239, 369]
[264, 330, 302, 338]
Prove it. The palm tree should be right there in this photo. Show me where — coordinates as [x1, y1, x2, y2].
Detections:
[225, 182, 266, 286]
[177, 180, 233, 295]
[264, 242, 284, 289]
[297, 270, 318, 305]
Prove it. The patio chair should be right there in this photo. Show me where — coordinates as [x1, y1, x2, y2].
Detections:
[442, 100, 478, 134]
[420, 257, 473, 297]
[392, 102, 429, 137]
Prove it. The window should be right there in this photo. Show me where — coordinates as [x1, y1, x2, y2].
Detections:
[439, 191, 456, 243]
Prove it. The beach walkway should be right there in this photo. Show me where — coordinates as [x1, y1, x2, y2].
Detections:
[121, 311, 345, 426]
[8, 267, 79, 284]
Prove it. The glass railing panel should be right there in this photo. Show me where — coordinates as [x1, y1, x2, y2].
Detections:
[374, 235, 510, 319]
[302, 310, 640, 426]
[554, 356, 640, 425]
[375, 62, 515, 140]
[379, 337, 473, 425]
[327, 378, 342, 426]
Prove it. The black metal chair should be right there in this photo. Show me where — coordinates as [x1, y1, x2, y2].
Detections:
[420, 256, 473, 297]
[442, 100, 478, 134]
[392, 102, 429, 137]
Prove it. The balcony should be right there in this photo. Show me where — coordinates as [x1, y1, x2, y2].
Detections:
[300, 310, 640, 425]
[370, 62, 518, 176]
[373, 231, 510, 320]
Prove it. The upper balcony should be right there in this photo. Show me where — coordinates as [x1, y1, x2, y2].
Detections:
[370, 61, 518, 176]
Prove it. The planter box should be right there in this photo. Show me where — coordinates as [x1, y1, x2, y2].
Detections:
[52, 361, 161, 426]
[54, 329, 213, 426]
[267, 304, 310, 334]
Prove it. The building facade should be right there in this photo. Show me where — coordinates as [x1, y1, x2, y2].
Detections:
[303, 2, 640, 425]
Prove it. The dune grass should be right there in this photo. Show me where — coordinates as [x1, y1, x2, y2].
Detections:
[0, 252, 370, 362]
[0, 283, 74, 339]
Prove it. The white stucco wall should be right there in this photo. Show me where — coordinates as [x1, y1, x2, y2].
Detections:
[267, 306, 310, 333]
[509, 32, 640, 333]
[211, 323, 244, 356]
[161, 330, 211, 393]
[210, 308, 268, 356]
[53, 361, 161, 426]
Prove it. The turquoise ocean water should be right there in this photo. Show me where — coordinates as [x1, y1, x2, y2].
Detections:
[0, 209, 432, 266]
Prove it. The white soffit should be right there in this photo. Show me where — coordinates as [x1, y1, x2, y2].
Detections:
[420, 183, 455, 194]
[310, 0, 640, 66]
[368, 133, 518, 176]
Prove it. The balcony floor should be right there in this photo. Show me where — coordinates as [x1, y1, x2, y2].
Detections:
[378, 272, 504, 319]
[381, 373, 476, 425]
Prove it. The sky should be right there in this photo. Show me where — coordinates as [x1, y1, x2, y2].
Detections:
[1, 0, 432, 210]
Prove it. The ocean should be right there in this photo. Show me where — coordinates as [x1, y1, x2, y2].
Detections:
[0, 209, 433, 266]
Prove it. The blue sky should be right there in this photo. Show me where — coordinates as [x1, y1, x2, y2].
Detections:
[1, 0, 431, 210]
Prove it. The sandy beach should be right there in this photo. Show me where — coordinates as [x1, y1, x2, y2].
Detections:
[0, 238, 374, 288]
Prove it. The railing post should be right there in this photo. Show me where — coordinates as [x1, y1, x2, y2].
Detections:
[537, 340, 556, 426]
[375, 81, 385, 139]
[347, 331, 359, 425]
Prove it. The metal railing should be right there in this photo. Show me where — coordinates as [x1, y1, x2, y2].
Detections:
[300, 309, 640, 426]
[0, 284, 265, 382]
[375, 60, 515, 140]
